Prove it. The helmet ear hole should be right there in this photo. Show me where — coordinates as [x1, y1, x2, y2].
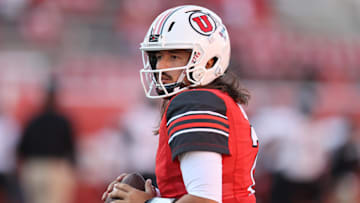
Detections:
[206, 57, 218, 69]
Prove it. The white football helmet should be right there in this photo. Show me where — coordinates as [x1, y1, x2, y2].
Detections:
[140, 5, 231, 99]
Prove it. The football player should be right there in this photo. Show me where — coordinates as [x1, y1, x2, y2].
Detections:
[102, 5, 259, 203]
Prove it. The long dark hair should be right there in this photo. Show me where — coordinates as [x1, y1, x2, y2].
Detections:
[153, 70, 250, 135]
[200, 71, 250, 105]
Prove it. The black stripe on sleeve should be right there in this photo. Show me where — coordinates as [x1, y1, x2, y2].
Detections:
[169, 131, 230, 160]
[166, 90, 227, 122]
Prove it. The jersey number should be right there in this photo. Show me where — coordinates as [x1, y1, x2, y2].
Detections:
[238, 104, 259, 147]
[238, 104, 259, 195]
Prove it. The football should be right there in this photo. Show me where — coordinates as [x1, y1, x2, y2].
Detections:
[121, 172, 146, 191]
[105, 173, 146, 203]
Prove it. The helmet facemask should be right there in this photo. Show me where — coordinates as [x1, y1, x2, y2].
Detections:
[140, 49, 197, 99]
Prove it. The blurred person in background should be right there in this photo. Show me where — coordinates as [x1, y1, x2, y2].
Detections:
[17, 79, 77, 203]
[253, 83, 353, 203]
[251, 89, 308, 203]
[120, 98, 160, 186]
[0, 100, 24, 203]
[76, 115, 131, 188]
[327, 117, 360, 203]
[102, 5, 259, 203]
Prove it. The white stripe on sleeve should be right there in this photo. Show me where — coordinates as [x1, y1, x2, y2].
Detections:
[167, 110, 228, 126]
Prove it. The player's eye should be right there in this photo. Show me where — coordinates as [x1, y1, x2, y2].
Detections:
[171, 55, 178, 59]
[156, 55, 162, 60]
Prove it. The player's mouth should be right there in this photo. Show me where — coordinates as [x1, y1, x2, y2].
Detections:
[161, 73, 173, 84]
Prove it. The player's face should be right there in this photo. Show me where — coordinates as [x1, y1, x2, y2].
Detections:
[155, 50, 191, 84]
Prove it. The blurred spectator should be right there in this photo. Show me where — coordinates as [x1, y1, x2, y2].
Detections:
[0, 101, 23, 203]
[17, 80, 77, 203]
[330, 119, 360, 180]
[327, 118, 360, 203]
[120, 98, 160, 186]
[253, 84, 352, 203]
[252, 99, 307, 203]
[77, 116, 130, 186]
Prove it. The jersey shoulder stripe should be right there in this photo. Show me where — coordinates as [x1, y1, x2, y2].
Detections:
[166, 90, 227, 121]
[166, 90, 229, 159]
[167, 114, 229, 135]
[169, 129, 230, 160]
[167, 110, 227, 127]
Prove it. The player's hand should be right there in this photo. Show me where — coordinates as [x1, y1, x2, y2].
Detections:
[101, 173, 128, 201]
[109, 179, 156, 203]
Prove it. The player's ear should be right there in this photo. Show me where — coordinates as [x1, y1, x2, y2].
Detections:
[206, 58, 215, 69]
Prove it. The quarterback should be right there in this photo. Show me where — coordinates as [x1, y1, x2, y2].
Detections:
[102, 5, 259, 203]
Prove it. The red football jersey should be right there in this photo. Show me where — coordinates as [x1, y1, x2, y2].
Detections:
[156, 89, 258, 203]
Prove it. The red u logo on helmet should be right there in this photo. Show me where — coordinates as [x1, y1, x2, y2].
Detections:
[192, 15, 213, 32]
[189, 12, 216, 36]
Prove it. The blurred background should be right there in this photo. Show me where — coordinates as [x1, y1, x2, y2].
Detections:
[0, 0, 359, 203]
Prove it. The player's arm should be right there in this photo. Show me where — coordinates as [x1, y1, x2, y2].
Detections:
[159, 90, 229, 203]
[146, 151, 222, 203]
[108, 154, 221, 203]
[177, 151, 222, 203]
